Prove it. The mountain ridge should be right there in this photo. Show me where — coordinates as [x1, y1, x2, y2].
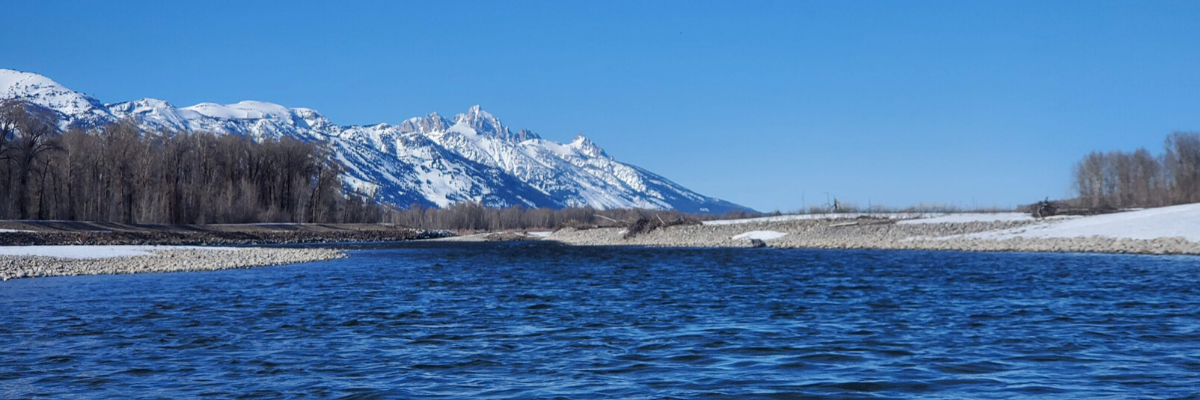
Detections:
[0, 68, 753, 213]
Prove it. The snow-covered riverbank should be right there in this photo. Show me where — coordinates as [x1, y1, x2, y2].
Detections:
[958, 203, 1200, 241]
[552, 204, 1200, 255]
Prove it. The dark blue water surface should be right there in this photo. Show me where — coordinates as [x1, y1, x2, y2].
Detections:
[3, 243, 1200, 399]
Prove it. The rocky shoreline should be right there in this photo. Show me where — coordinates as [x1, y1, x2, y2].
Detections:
[0, 247, 345, 281]
[548, 218, 1200, 255]
[0, 227, 453, 246]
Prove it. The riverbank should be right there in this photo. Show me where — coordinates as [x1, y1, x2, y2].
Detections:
[0, 221, 453, 246]
[0, 246, 345, 281]
[549, 205, 1200, 255]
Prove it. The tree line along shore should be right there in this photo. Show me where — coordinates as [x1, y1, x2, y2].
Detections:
[1069, 131, 1200, 210]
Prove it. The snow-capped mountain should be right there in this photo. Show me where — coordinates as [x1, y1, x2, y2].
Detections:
[0, 69, 753, 213]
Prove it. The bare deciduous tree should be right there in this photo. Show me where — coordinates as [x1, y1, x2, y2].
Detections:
[1071, 132, 1199, 209]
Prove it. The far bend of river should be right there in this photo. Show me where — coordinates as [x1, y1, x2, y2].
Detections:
[2, 243, 1200, 399]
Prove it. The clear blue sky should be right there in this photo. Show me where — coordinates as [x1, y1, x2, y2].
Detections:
[4, 1, 1198, 212]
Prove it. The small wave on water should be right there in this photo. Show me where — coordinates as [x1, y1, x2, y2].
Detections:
[2, 243, 1200, 398]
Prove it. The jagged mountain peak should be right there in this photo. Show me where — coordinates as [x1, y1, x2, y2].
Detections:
[515, 129, 540, 142]
[570, 134, 608, 158]
[453, 105, 509, 137]
[399, 112, 451, 133]
[463, 104, 488, 118]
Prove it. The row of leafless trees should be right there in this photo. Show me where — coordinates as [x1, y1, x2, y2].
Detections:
[0, 100, 381, 224]
[382, 202, 704, 231]
[1071, 132, 1200, 208]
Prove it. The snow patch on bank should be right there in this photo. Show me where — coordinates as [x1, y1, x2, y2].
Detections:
[732, 231, 788, 241]
[707, 212, 1035, 226]
[897, 213, 1055, 225]
[707, 213, 921, 225]
[962, 203, 1200, 241]
[0, 246, 243, 259]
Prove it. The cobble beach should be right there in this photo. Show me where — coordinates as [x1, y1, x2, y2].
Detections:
[0, 247, 345, 281]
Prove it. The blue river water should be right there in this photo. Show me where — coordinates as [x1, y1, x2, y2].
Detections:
[2, 242, 1200, 398]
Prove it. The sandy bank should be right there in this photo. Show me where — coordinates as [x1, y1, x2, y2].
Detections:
[0, 246, 345, 281]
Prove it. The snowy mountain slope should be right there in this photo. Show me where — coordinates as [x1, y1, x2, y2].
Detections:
[0, 69, 754, 213]
[0, 69, 116, 127]
[328, 125, 563, 209]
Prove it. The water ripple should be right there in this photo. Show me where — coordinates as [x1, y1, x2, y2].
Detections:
[2, 243, 1200, 398]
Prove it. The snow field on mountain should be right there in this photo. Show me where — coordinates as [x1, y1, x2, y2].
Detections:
[183, 101, 293, 120]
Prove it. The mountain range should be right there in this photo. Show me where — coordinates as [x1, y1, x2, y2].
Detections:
[0, 69, 752, 213]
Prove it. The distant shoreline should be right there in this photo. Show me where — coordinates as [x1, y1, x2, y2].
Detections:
[0, 222, 453, 280]
[546, 207, 1200, 255]
[0, 221, 453, 246]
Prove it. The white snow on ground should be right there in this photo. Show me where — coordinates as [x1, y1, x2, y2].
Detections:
[705, 213, 925, 225]
[528, 232, 553, 238]
[0, 229, 33, 233]
[897, 212, 1055, 225]
[732, 231, 788, 241]
[706, 212, 1030, 226]
[707, 212, 1069, 226]
[962, 203, 1200, 241]
[0, 246, 243, 259]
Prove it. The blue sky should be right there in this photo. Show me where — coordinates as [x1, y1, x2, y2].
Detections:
[3, 1, 1198, 212]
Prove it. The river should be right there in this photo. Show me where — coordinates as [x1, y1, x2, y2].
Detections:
[2, 242, 1198, 398]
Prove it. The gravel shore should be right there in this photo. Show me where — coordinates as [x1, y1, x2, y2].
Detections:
[0, 221, 454, 246]
[0, 247, 345, 281]
[548, 218, 1200, 255]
